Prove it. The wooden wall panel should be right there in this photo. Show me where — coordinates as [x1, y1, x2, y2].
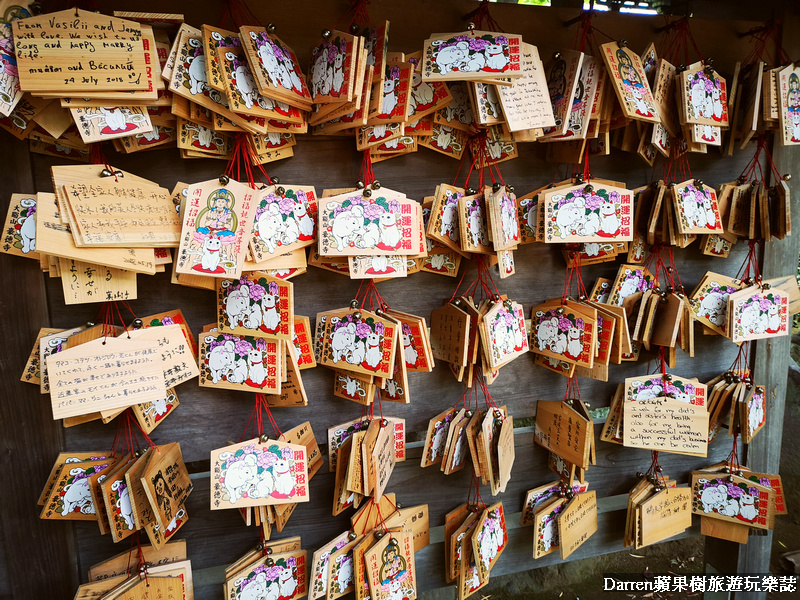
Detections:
[1, 1, 796, 599]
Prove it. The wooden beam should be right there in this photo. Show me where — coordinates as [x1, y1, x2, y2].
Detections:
[0, 137, 77, 597]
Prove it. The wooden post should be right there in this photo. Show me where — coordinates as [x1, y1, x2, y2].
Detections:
[0, 138, 78, 598]
[704, 9, 800, 600]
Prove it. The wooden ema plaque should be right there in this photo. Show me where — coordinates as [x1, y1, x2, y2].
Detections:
[13, 10, 148, 93]
[637, 486, 691, 547]
[534, 400, 592, 470]
[557, 490, 597, 560]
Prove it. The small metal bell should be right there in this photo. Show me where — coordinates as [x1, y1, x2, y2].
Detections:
[467, 22, 475, 31]
[494, 409, 503, 418]
[114, 170, 124, 178]
[266, 547, 273, 555]
[694, 179, 703, 187]
[100, 168, 113, 177]
[322, 29, 332, 40]
[618, 39, 628, 48]
[276, 186, 286, 196]
[219, 174, 230, 185]
[132, 318, 143, 328]
[762, 283, 771, 290]
[381, 418, 388, 427]
[553, 51, 561, 60]
[350, 299, 359, 309]
[349, 23, 360, 35]
[492, 182, 501, 193]
[271, 176, 280, 185]
[465, 187, 476, 195]
[372, 180, 382, 190]
[266, 558, 274, 567]
[465, 410, 473, 418]
[395, 502, 402, 509]
[453, 298, 462, 307]
[256, 542, 264, 551]
[267, 23, 277, 34]
[584, 185, 594, 194]
[353, 310, 362, 320]
[636, 471, 644, 478]
[363, 188, 372, 198]
[556, 307, 565, 315]
[356, 180, 365, 189]
[348, 531, 358, 541]
[375, 530, 385, 539]
[783, 174, 792, 181]
[259, 433, 270, 444]
[663, 373, 673, 382]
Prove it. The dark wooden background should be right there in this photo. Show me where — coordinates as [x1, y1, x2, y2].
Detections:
[1, 1, 798, 599]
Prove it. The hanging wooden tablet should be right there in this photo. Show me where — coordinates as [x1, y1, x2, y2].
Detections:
[496, 42, 555, 132]
[422, 31, 523, 82]
[728, 285, 790, 343]
[529, 300, 596, 368]
[250, 185, 317, 260]
[40, 458, 112, 521]
[600, 41, 659, 124]
[671, 179, 723, 234]
[542, 181, 633, 243]
[623, 374, 708, 456]
[433, 82, 475, 131]
[364, 531, 417, 600]
[427, 184, 465, 252]
[777, 64, 800, 146]
[217, 272, 294, 339]
[557, 490, 597, 560]
[485, 185, 520, 251]
[532, 496, 566, 559]
[680, 63, 729, 127]
[317, 307, 398, 378]
[239, 26, 312, 109]
[199, 332, 281, 392]
[421, 408, 458, 468]
[1, 193, 38, 259]
[471, 502, 507, 582]
[429, 301, 470, 365]
[480, 299, 528, 368]
[688, 273, 742, 337]
[740, 385, 766, 444]
[310, 533, 352, 600]
[210, 438, 309, 510]
[318, 189, 418, 256]
[419, 121, 468, 159]
[534, 400, 592, 469]
[308, 31, 358, 104]
[636, 486, 692, 548]
[175, 178, 256, 278]
[328, 418, 371, 473]
[691, 472, 773, 530]
[607, 264, 654, 307]
[326, 537, 362, 600]
[12, 10, 148, 93]
[456, 521, 487, 600]
[333, 369, 374, 405]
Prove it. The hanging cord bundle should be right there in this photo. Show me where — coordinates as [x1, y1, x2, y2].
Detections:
[463, 0, 503, 32]
[643, 244, 685, 296]
[735, 238, 762, 285]
[94, 299, 141, 343]
[560, 248, 589, 304]
[738, 134, 785, 187]
[656, 16, 704, 68]
[739, 18, 790, 68]
[335, 0, 373, 32]
[241, 394, 283, 442]
[218, 0, 262, 30]
[223, 133, 274, 188]
[358, 149, 377, 187]
[89, 143, 119, 182]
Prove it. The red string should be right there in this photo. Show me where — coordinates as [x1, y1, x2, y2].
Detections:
[359, 150, 376, 185]
[218, 0, 261, 29]
[464, 0, 504, 32]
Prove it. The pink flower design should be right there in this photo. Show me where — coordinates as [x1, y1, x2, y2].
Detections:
[363, 202, 382, 221]
[355, 322, 371, 339]
[278, 197, 295, 215]
[268, 281, 279, 296]
[234, 340, 252, 356]
[249, 283, 265, 301]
